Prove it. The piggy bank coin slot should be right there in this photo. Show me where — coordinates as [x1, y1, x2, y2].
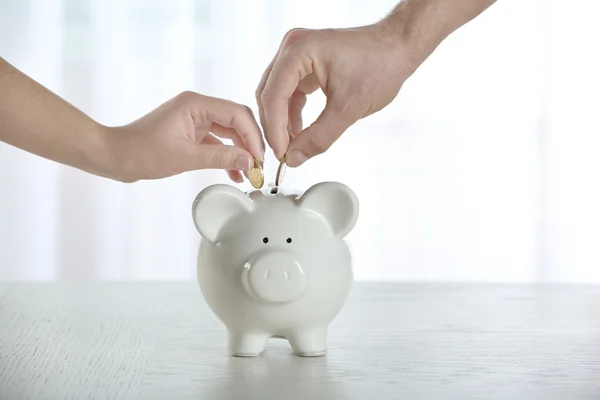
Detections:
[270, 186, 279, 195]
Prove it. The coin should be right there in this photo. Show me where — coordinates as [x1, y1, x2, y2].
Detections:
[275, 154, 287, 187]
[247, 159, 264, 189]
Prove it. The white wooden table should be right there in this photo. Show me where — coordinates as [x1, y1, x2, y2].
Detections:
[1, 282, 599, 399]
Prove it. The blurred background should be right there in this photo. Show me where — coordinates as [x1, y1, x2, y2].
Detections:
[0, 0, 599, 282]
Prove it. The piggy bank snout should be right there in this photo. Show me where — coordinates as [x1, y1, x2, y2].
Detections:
[243, 251, 307, 304]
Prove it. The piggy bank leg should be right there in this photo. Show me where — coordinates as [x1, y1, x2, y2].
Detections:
[228, 331, 270, 357]
[287, 328, 327, 357]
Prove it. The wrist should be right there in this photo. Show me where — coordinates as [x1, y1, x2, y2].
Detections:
[96, 126, 140, 183]
[73, 122, 120, 180]
[372, 1, 446, 68]
[373, 0, 496, 68]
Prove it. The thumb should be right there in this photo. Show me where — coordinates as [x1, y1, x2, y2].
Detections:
[191, 144, 254, 171]
[285, 99, 357, 167]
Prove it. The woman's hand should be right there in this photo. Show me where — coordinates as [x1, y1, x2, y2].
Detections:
[102, 91, 264, 183]
[1, 57, 264, 183]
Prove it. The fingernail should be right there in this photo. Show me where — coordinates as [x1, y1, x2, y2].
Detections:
[235, 156, 253, 170]
[287, 150, 308, 167]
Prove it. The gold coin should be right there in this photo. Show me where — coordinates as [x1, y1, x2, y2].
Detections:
[247, 159, 264, 189]
[275, 154, 287, 187]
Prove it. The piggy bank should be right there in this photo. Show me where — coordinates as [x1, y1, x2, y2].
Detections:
[191, 182, 359, 357]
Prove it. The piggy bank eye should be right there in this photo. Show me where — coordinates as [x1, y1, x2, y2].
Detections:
[262, 237, 269, 243]
[286, 238, 292, 243]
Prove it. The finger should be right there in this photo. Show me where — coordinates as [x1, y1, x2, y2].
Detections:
[243, 105, 265, 158]
[289, 74, 320, 139]
[286, 120, 293, 141]
[231, 131, 254, 182]
[188, 144, 254, 172]
[296, 73, 320, 95]
[209, 123, 261, 169]
[257, 60, 284, 155]
[200, 134, 243, 183]
[260, 49, 313, 159]
[288, 90, 307, 138]
[286, 98, 358, 167]
[229, 134, 251, 183]
[200, 126, 253, 181]
[227, 169, 244, 183]
[256, 32, 292, 143]
[256, 54, 279, 137]
[207, 125, 256, 181]
[180, 92, 264, 163]
[205, 101, 264, 163]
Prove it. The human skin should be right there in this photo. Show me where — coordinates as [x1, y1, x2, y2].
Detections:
[256, 0, 497, 167]
[0, 57, 264, 183]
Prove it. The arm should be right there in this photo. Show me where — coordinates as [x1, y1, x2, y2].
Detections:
[0, 57, 110, 176]
[378, 0, 497, 64]
[0, 57, 264, 182]
[256, 0, 496, 166]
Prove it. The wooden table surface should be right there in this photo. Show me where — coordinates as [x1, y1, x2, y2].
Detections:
[0, 282, 599, 400]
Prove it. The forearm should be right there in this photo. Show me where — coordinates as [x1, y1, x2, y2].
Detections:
[0, 57, 110, 175]
[376, 0, 497, 65]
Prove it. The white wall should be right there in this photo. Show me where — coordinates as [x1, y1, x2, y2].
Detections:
[1, 0, 599, 282]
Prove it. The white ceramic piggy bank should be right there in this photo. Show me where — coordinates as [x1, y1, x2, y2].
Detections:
[191, 182, 359, 357]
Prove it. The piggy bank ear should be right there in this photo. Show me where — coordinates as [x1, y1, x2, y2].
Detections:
[298, 182, 359, 238]
[192, 184, 253, 242]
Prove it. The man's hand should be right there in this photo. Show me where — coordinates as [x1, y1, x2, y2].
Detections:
[256, 0, 497, 167]
[256, 25, 410, 167]
[103, 92, 264, 183]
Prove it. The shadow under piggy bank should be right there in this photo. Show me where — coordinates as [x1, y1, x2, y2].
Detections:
[200, 348, 350, 400]
[192, 182, 359, 357]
